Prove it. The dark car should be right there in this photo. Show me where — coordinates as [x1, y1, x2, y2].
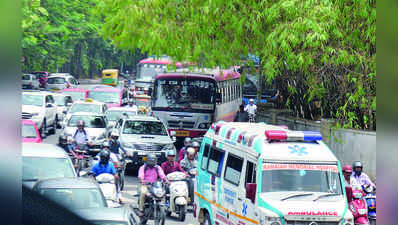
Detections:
[33, 177, 108, 210]
[74, 207, 137, 225]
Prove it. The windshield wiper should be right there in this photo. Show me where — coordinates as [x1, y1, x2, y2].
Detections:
[23, 178, 39, 182]
[313, 193, 341, 201]
[281, 193, 314, 201]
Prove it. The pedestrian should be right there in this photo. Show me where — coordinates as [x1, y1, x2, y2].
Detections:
[233, 104, 249, 122]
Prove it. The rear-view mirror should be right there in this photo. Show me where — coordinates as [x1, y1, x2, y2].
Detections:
[246, 183, 257, 204]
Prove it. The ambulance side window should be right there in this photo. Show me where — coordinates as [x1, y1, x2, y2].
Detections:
[224, 153, 244, 186]
[201, 144, 211, 170]
[245, 161, 257, 186]
[207, 147, 225, 177]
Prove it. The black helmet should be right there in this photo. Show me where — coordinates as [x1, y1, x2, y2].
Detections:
[352, 161, 363, 175]
[77, 120, 85, 128]
[146, 154, 157, 168]
[99, 150, 110, 165]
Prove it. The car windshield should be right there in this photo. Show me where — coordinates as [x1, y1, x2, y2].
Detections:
[152, 78, 216, 111]
[22, 157, 75, 180]
[53, 96, 66, 106]
[92, 221, 128, 225]
[68, 115, 106, 128]
[106, 111, 137, 121]
[261, 163, 343, 195]
[88, 91, 120, 104]
[135, 98, 151, 107]
[22, 124, 38, 138]
[47, 77, 65, 84]
[22, 75, 32, 80]
[63, 91, 85, 101]
[123, 120, 167, 135]
[22, 94, 43, 106]
[39, 188, 106, 209]
[69, 103, 102, 114]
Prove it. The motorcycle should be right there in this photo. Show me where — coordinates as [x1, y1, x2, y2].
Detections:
[139, 181, 166, 225]
[349, 188, 369, 225]
[68, 141, 92, 174]
[95, 173, 121, 208]
[92, 151, 127, 192]
[165, 172, 188, 221]
[249, 113, 256, 123]
[363, 185, 376, 225]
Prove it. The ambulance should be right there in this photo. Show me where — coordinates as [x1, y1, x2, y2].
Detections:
[194, 121, 353, 225]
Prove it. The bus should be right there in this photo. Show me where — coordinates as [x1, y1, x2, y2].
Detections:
[135, 56, 185, 94]
[151, 68, 241, 140]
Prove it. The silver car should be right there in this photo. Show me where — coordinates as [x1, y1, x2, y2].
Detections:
[22, 74, 40, 89]
[22, 143, 77, 189]
[52, 93, 73, 127]
[59, 112, 110, 154]
[46, 75, 79, 91]
[113, 115, 176, 169]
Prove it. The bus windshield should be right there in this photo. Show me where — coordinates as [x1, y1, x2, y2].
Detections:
[261, 163, 343, 195]
[136, 63, 167, 81]
[152, 79, 216, 112]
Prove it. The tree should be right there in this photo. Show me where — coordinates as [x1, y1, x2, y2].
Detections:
[97, 0, 376, 129]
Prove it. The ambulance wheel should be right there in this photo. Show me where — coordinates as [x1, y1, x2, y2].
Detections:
[200, 212, 211, 225]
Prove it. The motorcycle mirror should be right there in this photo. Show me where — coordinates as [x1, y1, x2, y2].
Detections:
[79, 171, 88, 177]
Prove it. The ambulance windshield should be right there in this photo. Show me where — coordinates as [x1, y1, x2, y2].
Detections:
[261, 163, 343, 195]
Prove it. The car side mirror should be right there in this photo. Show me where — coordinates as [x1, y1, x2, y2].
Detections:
[46, 103, 53, 108]
[67, 102, 73, 107]
[246, 183, 257, 204]
[79, 170, 88, 177]
[215, 92, 221, 103]
[77, 81, 80, 85]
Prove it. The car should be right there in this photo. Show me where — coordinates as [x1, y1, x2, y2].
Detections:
[31, 71, 50, 88]
[113, 115, 176, 169]
[73, 207, 136, 225]
[52, 93, 73, 128]
[46, 75, 79, 91]
[22, 91, 58, 137]
[62, 99, 108, 127]
[22, 119, 42, 143]
[22, 74, 40, 90]
[22, 143, 76, 189]
[61, 88, 89, 102]
[105, 107, 138, 127]
[32, 177, 107, 210]
[59, 112, 110, 154]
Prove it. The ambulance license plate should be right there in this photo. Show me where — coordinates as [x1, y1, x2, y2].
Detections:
[175, 130, 190, 137]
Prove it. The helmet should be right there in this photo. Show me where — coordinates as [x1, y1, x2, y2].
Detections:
[192, 141, 200, 148]
[342, 165, 353, 173]
[146, 154, 157, 167]
[167, 150, 176, 157]
[102, 141, 110, 149]
[77, 120, 85, 128]
[186, 147, 195, 155]
[353, 161, 363, 168]
[128, 98, 134, 103]
[99, 150, 110, 164]
[184, 137, 192, 145]
[249, 99, 254, 102]
[111, 130, 119, 138]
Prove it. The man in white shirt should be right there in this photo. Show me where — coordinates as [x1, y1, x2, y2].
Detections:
[245, 99, 257, 116]
[125, 99, 138, 112]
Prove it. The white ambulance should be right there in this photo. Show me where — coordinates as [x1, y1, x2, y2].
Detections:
[194, 121, 353, 225]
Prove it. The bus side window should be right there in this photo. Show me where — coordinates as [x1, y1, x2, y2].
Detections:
[245, 160, 257, 187]
[224, 153, 244, 186]
[207, 147, 225, 177]
[201, 144, 211, 171]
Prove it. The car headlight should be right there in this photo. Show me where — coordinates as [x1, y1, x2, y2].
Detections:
[162, 144, 175, 151]
[199, 123, 211, 129]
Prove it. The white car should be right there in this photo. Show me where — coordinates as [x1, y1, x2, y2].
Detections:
[52, 93, 73, 127]
[22, 74, 40, 90]
[22, 91, 58, 137]
[46, 75, 79, 91]
[105, 106, 138, 128]
[62, 99, 108, 126]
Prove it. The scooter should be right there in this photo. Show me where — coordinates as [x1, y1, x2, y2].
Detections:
[363, 185, 376, 225]
[95, 173, 121, 208]
[249, 113, 256, 123]
[349, 189, 369, 225]
[93, 151, 127, 191]
[139, 181, 166, 225]
[68, 141, 92, 174]
[165, 171, 188, 221]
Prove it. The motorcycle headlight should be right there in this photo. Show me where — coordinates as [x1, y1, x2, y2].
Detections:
[153, 188, 165, 198]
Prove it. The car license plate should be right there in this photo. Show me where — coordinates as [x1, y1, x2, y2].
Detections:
[52, 88, 60, 92]
[175, 130, 190, 137]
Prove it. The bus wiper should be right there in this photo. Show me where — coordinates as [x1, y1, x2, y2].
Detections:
[281, 193, 314, 201]
[23, 178, 39, 182]
[313, 193, 341, 201]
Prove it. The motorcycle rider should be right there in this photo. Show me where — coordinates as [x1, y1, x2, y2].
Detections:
[343, 165, 360, 189]
[233, 104, 249, 122]
[108, 130, 130, 157]
[178, 137, 192, 162]
[138, 154, 170, 217]
[71, 120, 92, 151]
[126, 98, 138, 112]
[180, 147, 197, 204]
[161, 150, 188, 176]
[351, 161, 376, 188]
[191, 141, 200, 160]
[91, 150, 122, 203]
[245, 99, 257, 121]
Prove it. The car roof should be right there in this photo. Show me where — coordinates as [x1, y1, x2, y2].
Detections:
[124, 115, 160, 122]
[69, 112, 105, 117]
[34, 177, 99, 189]
[107, 107, 136, 112]
[48, 75, 72, 79]
[62, 88, 87, 92]
[72, 100, 104, 106]
[51, 92, 70, 97]
[74, 207, 129, 222]
[90, 87, 124, 92]
[22, 91, 49, 96]
[22, 143, 68, 158]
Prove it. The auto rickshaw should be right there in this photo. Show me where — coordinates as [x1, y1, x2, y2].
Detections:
[102, 69, 118, 86]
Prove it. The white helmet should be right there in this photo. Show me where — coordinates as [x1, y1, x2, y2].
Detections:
[111, 130, 119, 137]
[249, 99, 254, 102]
[186, 147, 195, 155]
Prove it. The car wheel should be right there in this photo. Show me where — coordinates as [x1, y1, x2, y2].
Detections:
[119, 171, 125, 191]
[55, 114, 62, 129]
[40, 120, 47, 139]
[49, 117, 56, 135]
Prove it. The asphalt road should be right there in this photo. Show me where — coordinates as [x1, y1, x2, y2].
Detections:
[43, 122, 198, 225]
